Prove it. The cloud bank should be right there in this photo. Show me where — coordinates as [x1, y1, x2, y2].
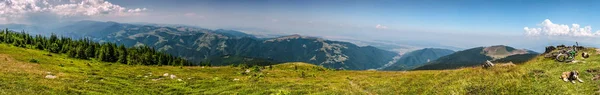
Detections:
[375, 24, 387, 29]
[524, 19, 600, 37]
[0, 0, 146, 24]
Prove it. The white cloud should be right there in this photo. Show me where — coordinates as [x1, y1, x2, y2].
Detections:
[375, 24, 387, 29]
[184, 12, 196, 17]
[0, 0, 147, 23]
[524, 19, 600, 37]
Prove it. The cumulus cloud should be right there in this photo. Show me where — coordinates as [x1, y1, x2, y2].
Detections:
[0, 0, 147, 23]
[524, 19, 600, 37]
[375, 24, 387, 29]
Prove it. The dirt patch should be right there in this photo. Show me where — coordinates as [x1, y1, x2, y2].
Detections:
[0, 54, 44, 74]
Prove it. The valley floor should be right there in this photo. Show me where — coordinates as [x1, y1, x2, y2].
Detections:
[1, 44, 600, 94]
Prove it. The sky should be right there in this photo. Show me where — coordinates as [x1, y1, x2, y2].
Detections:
[2, 0, 600, 51]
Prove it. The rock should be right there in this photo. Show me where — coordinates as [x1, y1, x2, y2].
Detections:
[544, 46, 556, 54]
[233, 78, 240, 81]
[170, 74, 177, 79]
[177, 79, 183, 81]
[45, 75, 57, 79]
[163, 73, 169, 77]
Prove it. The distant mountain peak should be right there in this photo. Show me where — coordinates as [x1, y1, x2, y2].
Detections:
[264, 34, 324, 43]
[414, 45, 538, 70]
[482, 45, 529, 59]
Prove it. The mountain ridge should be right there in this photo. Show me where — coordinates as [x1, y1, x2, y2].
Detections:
[414, 45, 538, 70]
[49, 20, 398, 70]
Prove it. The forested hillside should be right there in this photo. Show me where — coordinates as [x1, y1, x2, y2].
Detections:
[0, 28, 194, 66]
[54, 21, 397, 70]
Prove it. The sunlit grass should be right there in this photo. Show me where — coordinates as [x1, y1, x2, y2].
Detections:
[1, 44, 599, 94]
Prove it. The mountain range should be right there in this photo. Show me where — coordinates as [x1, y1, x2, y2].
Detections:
[381, 48, 455, 70]
[36, 21, 398, 70]
[0, 21, 539, 70]
[414, 45, 538, 70]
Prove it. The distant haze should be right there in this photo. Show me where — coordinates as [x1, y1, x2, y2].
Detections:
[2, 0, 600, 51]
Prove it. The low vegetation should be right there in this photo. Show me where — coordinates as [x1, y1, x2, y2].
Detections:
[1, 42, 600, 94]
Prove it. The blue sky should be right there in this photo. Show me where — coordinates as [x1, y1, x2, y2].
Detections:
[2, 0, 600, 51]
[106, 0, 600, 33]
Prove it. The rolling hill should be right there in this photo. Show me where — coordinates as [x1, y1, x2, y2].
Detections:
[50, 21, 398, 70]
[381, 48, 455, 70]
[2, 41, 600, 94]
[414, 45, 538, 70]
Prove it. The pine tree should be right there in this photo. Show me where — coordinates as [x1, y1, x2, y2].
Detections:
[49, 43, 60, 53]
[0, 30, 195, 66]
[117, 45, 127, 64]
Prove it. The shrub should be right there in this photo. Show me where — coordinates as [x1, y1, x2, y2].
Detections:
[29, 59, 39, 63]
[252, 66, 261, 72]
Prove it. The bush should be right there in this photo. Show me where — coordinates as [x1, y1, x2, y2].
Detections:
[29, 59, 39, 63]
[252, 66, 261, 72]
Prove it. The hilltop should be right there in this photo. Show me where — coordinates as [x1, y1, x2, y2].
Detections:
[415, 45, 538, 70]
[2, 42, 600, 94]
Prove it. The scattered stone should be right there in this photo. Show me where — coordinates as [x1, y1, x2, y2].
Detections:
[144, 76, 148, 78]
[45, 75, 57, 79]
[202, 66, 205, 68]
[85, 80, 89, 83]
[482, 60, 495, 69]
[46, 72, 52, 75]
[163, 73, 169, 77]
[177, 79, 183, 81]
[245, 69, 251, 73]
[233, 78, 240, 81]
[170, 74, 177, 79]
[593, 74, 600, 81]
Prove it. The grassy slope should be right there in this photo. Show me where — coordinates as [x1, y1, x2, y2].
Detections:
[1, 44, 600, 94]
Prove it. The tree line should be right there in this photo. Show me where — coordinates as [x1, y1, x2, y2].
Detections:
[0, 29, 194, 66]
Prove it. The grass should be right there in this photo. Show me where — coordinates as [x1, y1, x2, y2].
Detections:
[1, 43, 600, 94]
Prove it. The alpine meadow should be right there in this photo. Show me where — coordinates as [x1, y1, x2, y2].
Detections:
[2, 0, 600, 94]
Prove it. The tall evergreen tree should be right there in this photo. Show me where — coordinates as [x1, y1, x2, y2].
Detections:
[117, 45, 128, 64]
